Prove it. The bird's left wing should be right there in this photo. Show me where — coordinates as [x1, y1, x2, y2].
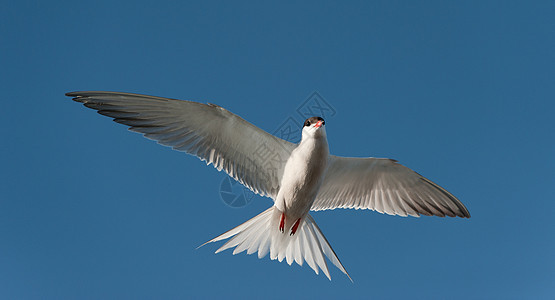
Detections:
[311, 155, 470, 218]
[67, 91, 296, 199]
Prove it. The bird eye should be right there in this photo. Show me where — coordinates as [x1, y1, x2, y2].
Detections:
[304, 121, 310, 127]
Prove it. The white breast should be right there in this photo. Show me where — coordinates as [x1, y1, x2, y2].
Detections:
[275, 133, 329, 218]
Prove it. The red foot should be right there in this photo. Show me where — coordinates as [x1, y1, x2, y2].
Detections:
[279, 213, 285, 233]
[290, 218, 301, 236]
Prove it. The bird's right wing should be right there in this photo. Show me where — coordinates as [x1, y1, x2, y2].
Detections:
[67, 91, 296, 199]
[312, 155, 470, 218]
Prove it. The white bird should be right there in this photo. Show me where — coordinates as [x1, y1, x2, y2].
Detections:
[67, 91, 470, 281]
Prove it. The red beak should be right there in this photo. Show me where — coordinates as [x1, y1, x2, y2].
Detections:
[314, 120, 323, 128]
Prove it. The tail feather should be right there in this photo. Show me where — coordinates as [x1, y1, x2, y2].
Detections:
[293, 237, 303, 266]
[257, 234, 270, 258]
[200, 207, 352, 281]
[307, 214, 351, 280]
[306, 220, 329, 277]
[300, 229, 318, 275]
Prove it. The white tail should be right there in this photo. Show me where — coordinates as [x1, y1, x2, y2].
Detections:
[199, 207, 351, 281]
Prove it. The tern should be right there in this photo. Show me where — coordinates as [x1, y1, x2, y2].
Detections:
[67, 91, 470, 281]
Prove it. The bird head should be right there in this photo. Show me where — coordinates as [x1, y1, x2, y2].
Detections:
[301, 116, 326, 139]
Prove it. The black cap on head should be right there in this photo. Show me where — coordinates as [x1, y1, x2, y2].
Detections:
[303, 116, 325, 127]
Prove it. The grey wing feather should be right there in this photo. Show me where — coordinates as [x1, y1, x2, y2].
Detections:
[312, 155, 470, 218]
[67, 91, 296, 199]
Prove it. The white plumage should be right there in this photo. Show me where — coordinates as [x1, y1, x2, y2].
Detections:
[68, 91, 470, 281]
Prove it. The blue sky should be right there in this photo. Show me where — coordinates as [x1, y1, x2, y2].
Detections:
[1, 1, 554, 299]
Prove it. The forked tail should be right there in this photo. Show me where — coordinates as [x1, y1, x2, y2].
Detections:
[199, 207, 351, 281]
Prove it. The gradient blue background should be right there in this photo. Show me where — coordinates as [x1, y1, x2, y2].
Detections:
[1, 1, 554, 299]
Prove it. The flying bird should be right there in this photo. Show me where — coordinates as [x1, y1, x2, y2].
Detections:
[67, 91, 470, 281]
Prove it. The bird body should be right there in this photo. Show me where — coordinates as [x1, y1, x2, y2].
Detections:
[276, 117, 329, 226]
[203, 116, 348, 280]
[67, 91, 470, 281]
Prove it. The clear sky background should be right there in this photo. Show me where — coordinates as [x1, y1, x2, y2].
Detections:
[1, 1, 554, 299]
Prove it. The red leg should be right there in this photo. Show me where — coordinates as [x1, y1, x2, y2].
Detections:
[290, 218, 301, 236]
[279, 213, 285, 233]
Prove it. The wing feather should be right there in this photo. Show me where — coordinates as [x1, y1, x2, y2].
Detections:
[312, 156, 470, 218]
[67, 91, 296, 199]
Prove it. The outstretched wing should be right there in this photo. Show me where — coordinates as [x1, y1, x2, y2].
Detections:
[67, 91, 296, 199]
[312, 155, 470, 218]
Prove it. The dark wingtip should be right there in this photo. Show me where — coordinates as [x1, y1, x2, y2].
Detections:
[419, 177, 471, 219]
[66, 91, 89, 103]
